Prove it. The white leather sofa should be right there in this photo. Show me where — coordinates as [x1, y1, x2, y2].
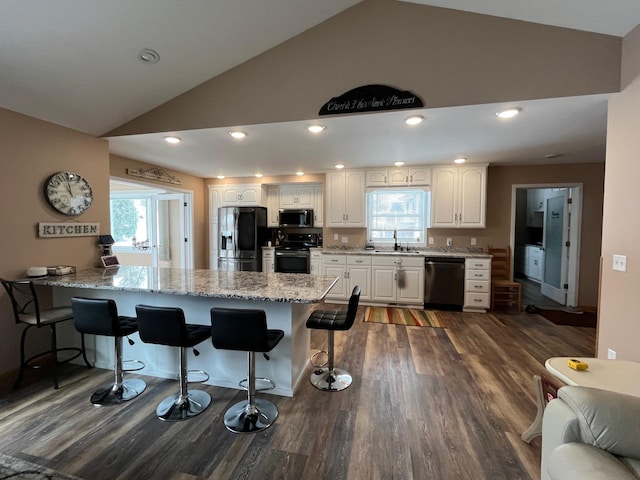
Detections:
[541, 385, 640, 480]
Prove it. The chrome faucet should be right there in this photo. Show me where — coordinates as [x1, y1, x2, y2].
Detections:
[393, 229, 398, 251]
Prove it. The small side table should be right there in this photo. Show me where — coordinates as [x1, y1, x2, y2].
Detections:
[521, 357, 640, 443]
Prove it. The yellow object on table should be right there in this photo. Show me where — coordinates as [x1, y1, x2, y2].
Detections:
[567, 358, 589, 370]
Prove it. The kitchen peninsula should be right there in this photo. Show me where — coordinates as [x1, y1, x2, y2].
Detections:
[38, 266, 338, 397]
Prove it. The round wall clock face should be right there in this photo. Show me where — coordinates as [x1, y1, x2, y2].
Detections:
[44, 172, 93, 216]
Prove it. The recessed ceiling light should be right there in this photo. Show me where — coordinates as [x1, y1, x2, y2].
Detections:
[307, 124, 326, 133]
[454, 157, 467, 164]
[394, 161, 405, 167]
[216, 175, 225, 179]
[296, 171, 304, 176]
[164, 136, 181, 144]
[496, 108, 521, 119]
[404, 115, 424, 126]
[138, 48, 160, 64]
[255, 173, 263, 178]
[229, 131, 247, 139]
[335, 163, 345, 169]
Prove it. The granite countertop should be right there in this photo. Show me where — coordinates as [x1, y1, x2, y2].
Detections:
[35, 266, 338, 304]
[321, 247, 490, 258]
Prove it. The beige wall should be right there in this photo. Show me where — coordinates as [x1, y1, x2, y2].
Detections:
[0, 107, 110, 377]
[598, 24, 640, 361]
[109, 0, 620, 137]
[110, 154, 208, 269]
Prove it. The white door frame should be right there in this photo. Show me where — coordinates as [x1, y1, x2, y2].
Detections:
[110, 176, 194, 269]
[510, 183, 582, 307]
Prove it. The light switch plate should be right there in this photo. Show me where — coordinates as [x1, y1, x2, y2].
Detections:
[613, 254, 627, 272]
[341, 236, 349, 244]
[470, 238, 477, 246]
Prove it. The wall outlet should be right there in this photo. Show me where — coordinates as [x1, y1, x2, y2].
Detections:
[446, 238, 452, 247]
[341, 236, 349, 244]
[613, 254, 627, 272]
[607, 348, 617, 359]
[333, 233, 339, 241]
[470, 237, 477, 246]
[428, 237, 434, 245]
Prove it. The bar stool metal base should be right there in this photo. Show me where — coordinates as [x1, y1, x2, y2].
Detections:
[310, 368, 352, 391]
[156, 390, 211, 422]
[90, 378, 147, 406]
[224, 398, 278, 434]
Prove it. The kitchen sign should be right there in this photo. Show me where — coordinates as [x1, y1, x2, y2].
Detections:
[319, 84, 423, 116]
[39, 222, 100, 238]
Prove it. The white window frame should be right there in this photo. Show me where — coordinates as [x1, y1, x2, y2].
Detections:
[366, 188, 429, 247]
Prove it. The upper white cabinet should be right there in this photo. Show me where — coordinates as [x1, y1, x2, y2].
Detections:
[326, 170, 366, 227]
[267, 186, 280, 227]
[366, 167, 431, 187]
[430, 164, 487, 228]
[279, 185, 315, 208]
[220, 184, 265, 206]
[313, 185, 324, 227]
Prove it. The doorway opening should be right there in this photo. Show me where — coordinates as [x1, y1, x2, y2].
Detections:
[511, 184, 583, 308]
[109, 179, 194, 269]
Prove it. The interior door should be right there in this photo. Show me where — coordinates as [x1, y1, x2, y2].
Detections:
[540, 190, 569, 304]
[151, 194, 188, 269]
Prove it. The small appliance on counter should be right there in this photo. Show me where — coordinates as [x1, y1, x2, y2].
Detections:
[26, 266, 48, 278]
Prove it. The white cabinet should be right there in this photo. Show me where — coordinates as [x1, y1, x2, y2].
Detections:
[267, 186, 280, 227]
[279, 185, 315, 208]
[464, 258, 491, 312]
[430, 165, 487, 228]
[208, 186, 223, 269]
[262, 247, 275, 273]
[310, 249, 322, 275]
[366, 167, 431, 187]
[524, 245, 543, 281]
[526, 189, 545, 227]
[371, 256, 424, 306]
[346, 256, 371, 301]
[325, 170, 366, 227]
[313, 186, 323, 227]
[323, 254, 347, 300]
[322, 254, 371, 301]
[220, 184, 265, 206]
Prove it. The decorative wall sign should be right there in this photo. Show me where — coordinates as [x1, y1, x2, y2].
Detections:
[319, 84, 424, 116]
[127, 167, 182, 185]
[38, 222, 100, 238]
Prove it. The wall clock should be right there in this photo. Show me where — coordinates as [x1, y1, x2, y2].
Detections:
[44, 171, 93, 216]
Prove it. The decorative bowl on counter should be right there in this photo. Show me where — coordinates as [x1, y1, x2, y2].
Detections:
[46, 265, 76, 276]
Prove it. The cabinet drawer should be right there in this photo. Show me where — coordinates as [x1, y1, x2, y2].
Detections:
[466, 280, 489, 293]
[372, 256, 404, 267]
[465, 269, 490, 281]
[347, 255, 371, 266]
[465, 258, 491, 270]
[464, 292, 490, 308]
[323, 255, 346, 265]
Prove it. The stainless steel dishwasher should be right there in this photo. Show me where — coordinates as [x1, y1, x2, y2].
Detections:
[424, 257, 465, 309]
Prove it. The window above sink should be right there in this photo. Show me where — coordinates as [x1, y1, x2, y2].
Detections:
[366, 188, 429, 247]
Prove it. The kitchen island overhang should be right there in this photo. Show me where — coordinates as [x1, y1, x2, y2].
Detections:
[39, 266, 339, 397]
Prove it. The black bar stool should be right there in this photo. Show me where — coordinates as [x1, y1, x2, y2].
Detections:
[71, 297, 146, 405]
[306, 285, 361, 391]
[135, 305, 211, 421]
[1, 278, 92, 389]
[210, 308, 284, 434]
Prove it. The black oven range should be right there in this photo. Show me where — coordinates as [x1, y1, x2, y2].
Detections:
[275, 233, 320, 274]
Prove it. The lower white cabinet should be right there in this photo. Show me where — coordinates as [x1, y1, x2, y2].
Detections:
[371, 256, 424, 306]
[322, 254, 371, 301]
[464, 258, 491, 312]
[262, 247, 275, 273]
[310, 249, 322, 275]
[524, 245, 543, 282]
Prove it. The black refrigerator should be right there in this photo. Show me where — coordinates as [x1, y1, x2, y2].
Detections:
[217, 206, 268, 271]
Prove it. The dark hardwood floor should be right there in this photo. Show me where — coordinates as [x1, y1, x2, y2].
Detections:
[0, 307, 595, 480]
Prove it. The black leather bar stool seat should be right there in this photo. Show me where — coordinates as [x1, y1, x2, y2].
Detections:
[210, 308, 284, 434]
[135, 305, 211, 421]
[306, 285, 361, 391]
[1, 279, 92, 389]
[71, 297, 146, 405]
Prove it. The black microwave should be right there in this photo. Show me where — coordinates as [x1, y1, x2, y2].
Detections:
[279, 209, 313, 228]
